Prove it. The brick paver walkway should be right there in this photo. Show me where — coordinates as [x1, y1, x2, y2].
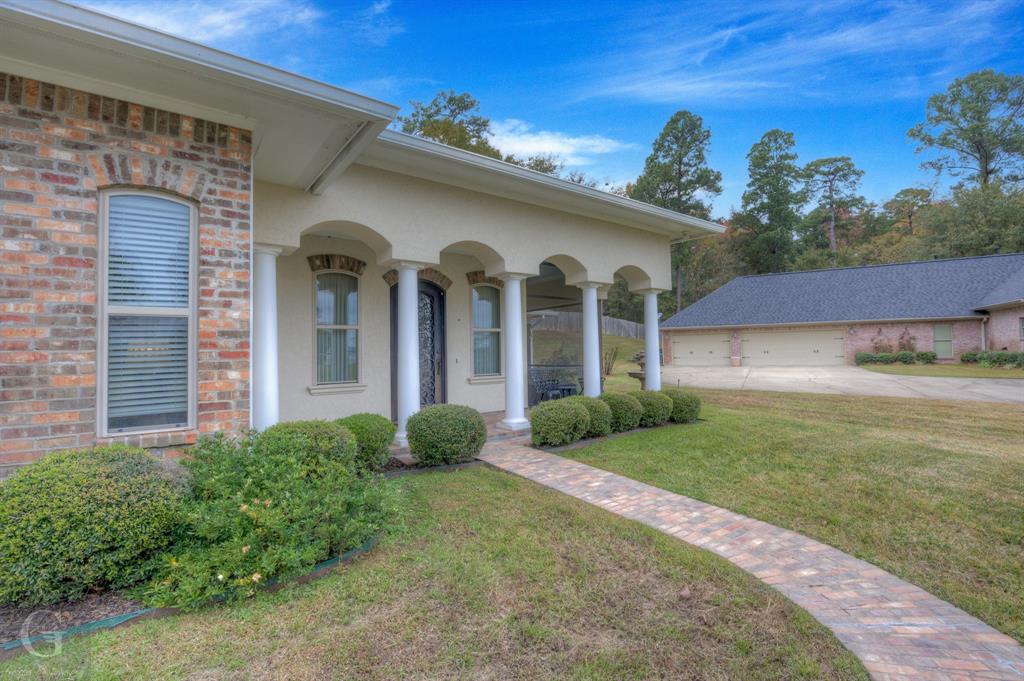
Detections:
[479, 438, 1024, 681]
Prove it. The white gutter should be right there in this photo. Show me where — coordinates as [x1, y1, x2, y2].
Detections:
[662, 316, 986, 331]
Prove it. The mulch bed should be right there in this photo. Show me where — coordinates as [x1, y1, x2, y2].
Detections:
[382, 457, 483, 478]
[0, 591, 145, 646]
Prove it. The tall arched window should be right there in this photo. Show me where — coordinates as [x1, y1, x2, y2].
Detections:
[315, 272, 359, 383]
[99, 191, 196, 435]
[471, 285, 501, 376]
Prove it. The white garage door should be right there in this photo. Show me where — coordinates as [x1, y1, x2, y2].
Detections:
[670, 332, 731, 366]
[742, 329, 845, 366]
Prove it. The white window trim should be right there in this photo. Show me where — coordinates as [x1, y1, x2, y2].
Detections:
[470, 283, 503, 378]
[312, 269, 361, 387]
[96, 190, 198, 437]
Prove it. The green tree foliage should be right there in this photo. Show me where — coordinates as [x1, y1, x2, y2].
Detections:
[729, 130, 805, 273]
[919, 183, 1024, 257]
[908, 70, 1024, 186]
[883, 188, 933, 235]
[803, 157, 864, 258]
[628, 110, 722, 218]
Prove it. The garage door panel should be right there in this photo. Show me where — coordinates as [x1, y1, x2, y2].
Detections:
[670, 333, 731, 366]
[742, 329, 845, 366]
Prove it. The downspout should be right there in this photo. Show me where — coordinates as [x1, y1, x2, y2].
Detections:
[981, 316, 988, 351]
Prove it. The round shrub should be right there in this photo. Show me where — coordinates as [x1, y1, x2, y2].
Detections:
[662, 388, 702, 423]
[256, 420, 357, 476]
[407, 404, 487, 466]
[564, 396, 612, 438]
[0, 445, 185, 605]
[629, 390, 673, 427]
[338, 413, 396, 472]
[530, 399, 590, 447]
[599, 392, 643, 432]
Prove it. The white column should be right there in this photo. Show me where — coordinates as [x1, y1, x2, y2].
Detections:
[252, 244, 282, 430]
[643, 291, 662, 391]
[498, 275, 528, 430]
[580, 283, 601, 397]
[395, 263, 422, 442]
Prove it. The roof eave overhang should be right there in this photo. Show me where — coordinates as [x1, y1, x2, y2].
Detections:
[662, 316, 987, 330]
[975, 299, 1024, 312]
[0, 0, 399, 191]
[358, 130, 725, 239]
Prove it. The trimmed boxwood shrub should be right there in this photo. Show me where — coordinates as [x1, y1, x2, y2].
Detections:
[530, 399, 590, 446]
[662, 388, 702, 423]
[629, 390, 673, 427]
[145, 428, 388, 609]
[875, 352, 896, 364]
[915, 351, 937, 364]
[599, 392, 643, 432]
[961, 351, 979, 363]
[563, 396, 612, 438]
[0, 445, 185, 605]
[894, 350, 914, 364]
[854, 352, 876, 365]
[977, 350, 1024, 367]
[256, 420, 357, 475]
[338, 413, 396, 472]
[407, 404, 487, 466]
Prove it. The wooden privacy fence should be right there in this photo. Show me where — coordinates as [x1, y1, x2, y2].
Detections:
[530, 311, 645, 338]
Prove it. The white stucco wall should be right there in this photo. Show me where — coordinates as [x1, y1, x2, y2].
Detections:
[253, 163, 673, 289]
[276, 235, 514, 422]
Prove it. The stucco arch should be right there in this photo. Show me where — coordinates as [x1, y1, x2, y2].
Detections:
[440, 240, 507, 276]
[541, 254, 593, 286]
[301, 220, 393, 262]
[615, 265, 655, 292]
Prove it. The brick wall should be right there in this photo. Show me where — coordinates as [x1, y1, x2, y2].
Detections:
[0, 73, 252, 475]
[845, 320, 983, 362]
[987, 304, 1024, 352]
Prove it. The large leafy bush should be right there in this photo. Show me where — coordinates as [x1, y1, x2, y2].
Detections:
[598, 393, 643, 432]
[629, 390, 673, 427]
[530, 399, 590, 447]
[338, 413, 396, 472]
[145, 421, 388, 609]
[0, 446, 184, 605]
[563, 396, 612, 438]
[662, 388, 702, 423]
[406, 404, 487, 466]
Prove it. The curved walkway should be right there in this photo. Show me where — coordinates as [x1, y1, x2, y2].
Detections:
[480, 438, 1024, 681]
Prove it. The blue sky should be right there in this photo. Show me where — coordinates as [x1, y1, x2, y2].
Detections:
[82, 0, 1024, 217]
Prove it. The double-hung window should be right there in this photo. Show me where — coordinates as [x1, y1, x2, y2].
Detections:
[471, 285, 501, 376]
[315, 272, 359, 383]
[933, 323, 953, 359]
[100, 192, 196, 435]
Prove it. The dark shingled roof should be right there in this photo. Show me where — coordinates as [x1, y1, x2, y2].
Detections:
[662, 253, 1024, 329]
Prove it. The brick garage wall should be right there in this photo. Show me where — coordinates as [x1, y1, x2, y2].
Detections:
[845, 319, 983, 362]
[0, 73, 252, 476]
[987, 304, 1024, 352]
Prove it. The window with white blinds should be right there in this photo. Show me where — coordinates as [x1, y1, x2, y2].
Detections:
[101, 193, 195, 434]
[471, 285, 501, 376]
[315, 272, 359, 384]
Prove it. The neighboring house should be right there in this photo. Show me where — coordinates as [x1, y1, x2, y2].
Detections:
[0, 1, 721, 475]
[661, 254, 1024, 367]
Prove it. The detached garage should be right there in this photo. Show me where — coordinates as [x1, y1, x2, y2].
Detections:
[659, 255, 1023, 367]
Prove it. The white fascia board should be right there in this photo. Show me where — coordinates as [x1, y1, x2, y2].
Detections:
[662, 316, 985, 330]
[363, 130, 725, 238]
[0, 0, 398, 121]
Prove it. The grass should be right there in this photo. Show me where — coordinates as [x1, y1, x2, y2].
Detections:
[861, 363, 1024, 379]
[1, 467, 866, 680]
[562, 389, 1024, 643]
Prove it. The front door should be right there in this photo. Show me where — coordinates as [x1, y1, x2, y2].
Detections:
[391, 280, 446, 418]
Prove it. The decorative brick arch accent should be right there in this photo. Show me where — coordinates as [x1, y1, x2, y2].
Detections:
[87, 152, 210, 202]
[466, 271, 504, 288]
[382, 267, 453, 290]
[307, 254, 367, 275]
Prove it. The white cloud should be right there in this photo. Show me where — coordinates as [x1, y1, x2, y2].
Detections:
[79, 0, 403, 47]
[80, 0, 322, 43]
[581, 0, 1021, 104]
[489, 119, 633, 166]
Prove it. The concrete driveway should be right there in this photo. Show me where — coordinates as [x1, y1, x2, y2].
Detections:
[660, 365, 1024, 404]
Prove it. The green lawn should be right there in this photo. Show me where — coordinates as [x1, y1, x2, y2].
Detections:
[563, 390, 1024, 643]
[1, 466, 865, 680]
[861, 363, 1024, 379]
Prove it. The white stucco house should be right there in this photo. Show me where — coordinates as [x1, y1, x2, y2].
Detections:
[0, 1, 721, 472]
